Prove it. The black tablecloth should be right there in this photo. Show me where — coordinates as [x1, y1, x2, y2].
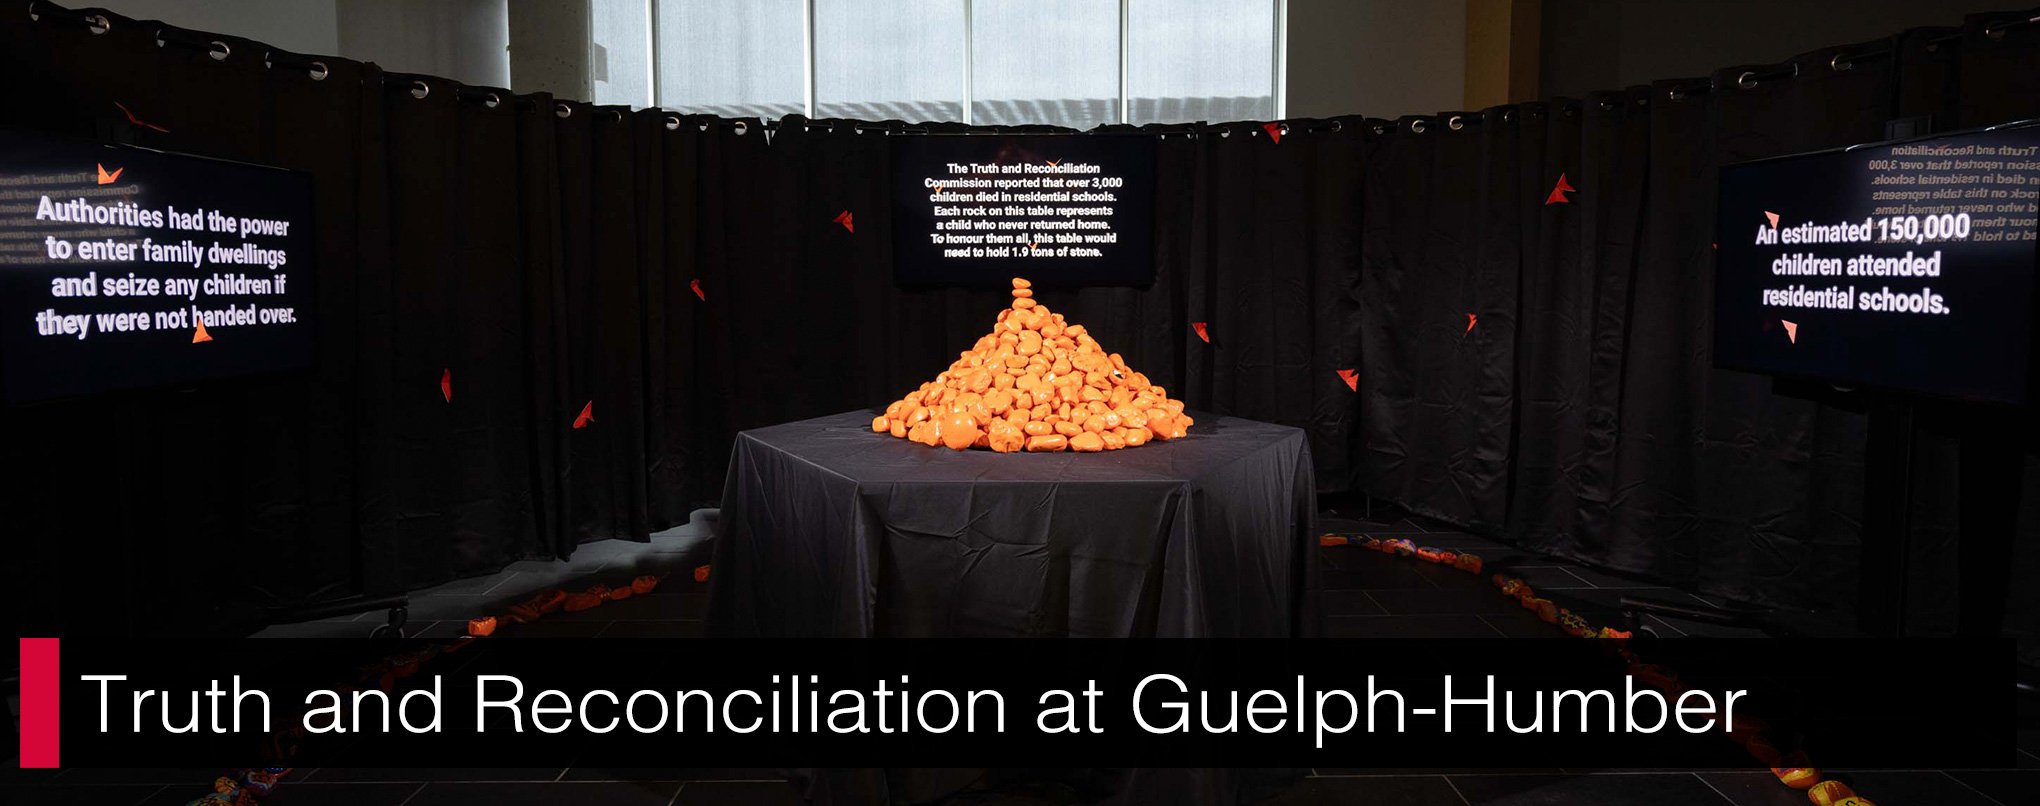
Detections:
[705, 410, 1318, 637]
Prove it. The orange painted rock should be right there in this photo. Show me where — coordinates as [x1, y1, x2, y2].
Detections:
[987, 418, 1025, 453]
[1023, 421, 1053, 437]
[608, 586, 634, 601]
[872, 415, 889, 433]
[1806, 780, 1855, 806]
[631, 575, 659, 595]
[1070, 432, 1105, 452]
[562, 593, 603, 612]
[1026, 434, 1068, 452]
[941, 411, 981, 450]
[1100, 431, 1126, 450]
[693, 564, 711, 582]
[467, 616, 497, 637]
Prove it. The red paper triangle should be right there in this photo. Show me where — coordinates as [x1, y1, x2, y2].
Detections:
[690, 278, 705, 301]
[573, 401, 594, 429]
[115, 100, 170, 133]
[1262, 122, 1283, 143]
[1336, 369, 1359, 391]
[1781, 320, 1798, 344]
[441, 368, 452, 402]
[834, 210, 854, 232]
[1192, 322, 1209, 343]
[1465, 313, 1477, 334]
[191, 320, 212, 343]
[1544, 172, 1575, 205]
[1764, 211, 1781, 228]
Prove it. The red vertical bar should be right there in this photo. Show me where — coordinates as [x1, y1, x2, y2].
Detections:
[19, 637, 59, 768]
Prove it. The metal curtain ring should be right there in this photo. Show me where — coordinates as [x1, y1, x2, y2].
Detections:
[1668, 87, 1687, 102]
[1327, 120, 1342, 133]
[1831, 53, 1853, 71]
[665, 114, 681, 131]
[309, 60, 329, 81]
[1277, 122, 1290, 136]
[209, 40, 230, 60]
[698, 120, 709, 131]
[733, 120, 748, 135]
[409, 80, 429, 99]
[1737, 71, 1759, 90]
[1447, 115, 1464, 130]
[1410, 119, 1427, 133]
[1370, 123, 1386, 135]
[1986, 21, 2010, 40]
[483, 92, 501, 109]
[554, 102, 571, 118]
[87, 13, 109, 33]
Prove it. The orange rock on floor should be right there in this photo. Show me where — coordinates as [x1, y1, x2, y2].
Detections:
[876, 277, 1190, 452]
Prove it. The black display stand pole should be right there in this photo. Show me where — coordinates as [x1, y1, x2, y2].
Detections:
[1856, 396, 1917, 637]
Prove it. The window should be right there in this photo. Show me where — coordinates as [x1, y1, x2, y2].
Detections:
[604, 0, 1283, 125]
[655, 0, 805, 118]
[970, 0, 1120, 129]
[590, 0, 654, 107]
[813, 0, 965, 122]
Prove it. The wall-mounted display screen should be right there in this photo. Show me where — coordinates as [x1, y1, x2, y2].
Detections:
[0, 130, 315, 404]
[1714, 123, 2040, 405]
[891, 133, 1156, 287]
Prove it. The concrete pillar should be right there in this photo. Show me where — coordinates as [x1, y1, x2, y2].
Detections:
[508, 0, 592, 100]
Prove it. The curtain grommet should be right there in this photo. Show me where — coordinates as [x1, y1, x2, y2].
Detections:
[697, 120, 709, 131]
[1830, 53, 1854, 71]
[1737, 70, 1759, 90]
[854, 125, 864, 135]
[1220, 129, 1230, 138]
[1370, 123, 1385, 135]
[1277, 122, 1290, 136]
[209, 40, 230, 61]
[554, 102, 571, 118]
[482, 92, 501, 109]
[1986, 21, 2010, 40]
[87, 12, 109, 34]
[409, 80, 429, 100]
[733, 120, 749, 135]
[1326, 120, 1342, 133]
[1447, 115, 1464, 131]
[1410, 119, 1427, 133]
[665, 114, 681, 131]
[309, 60, 328, 81]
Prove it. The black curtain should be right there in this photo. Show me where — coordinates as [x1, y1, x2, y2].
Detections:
[3, 2, 2038, 654]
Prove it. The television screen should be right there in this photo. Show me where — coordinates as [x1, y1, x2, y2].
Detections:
[1714, 123, 2040, 405]
[891, 133, 1156, 287]
[0, 130, 314, 404]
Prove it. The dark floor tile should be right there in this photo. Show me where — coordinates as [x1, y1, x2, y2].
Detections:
[1477, 614, 1567, 639]
[1367, 587, 1525, 616]
[1944, 769, 2040, 805]
[495, 619, 613, 638]
[561, 767, 783, 781]
[420, 571, 518, 596]
[1260, 775, 1466, 805]
[1326, 614, 1504, 639]
[52, 768, 219, 785]
[306, 768, 565, 782]
[0, 784, 167, 805]
[1504, 566, 1597, 590]
[401, 595, 499, 621]
[1323, 590, 1388, 616]
[254, 620, 380, 639]
[1339, 557, 1439, 590]
[138, 782, 423, 806]
[1703, 770, 2002, 806]
[408, 781, 682, 806]
[673, 780, 804, 805]
[1316, 768, 1562, 776]
[1551, 564, 1666, 589]
[1447, 773, 1731, 805]
[598, 619, 706, 638]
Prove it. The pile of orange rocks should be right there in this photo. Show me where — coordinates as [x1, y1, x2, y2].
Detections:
[873, 277, 1192, 452]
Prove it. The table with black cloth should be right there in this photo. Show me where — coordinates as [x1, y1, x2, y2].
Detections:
[704, 409, 1319, 637]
